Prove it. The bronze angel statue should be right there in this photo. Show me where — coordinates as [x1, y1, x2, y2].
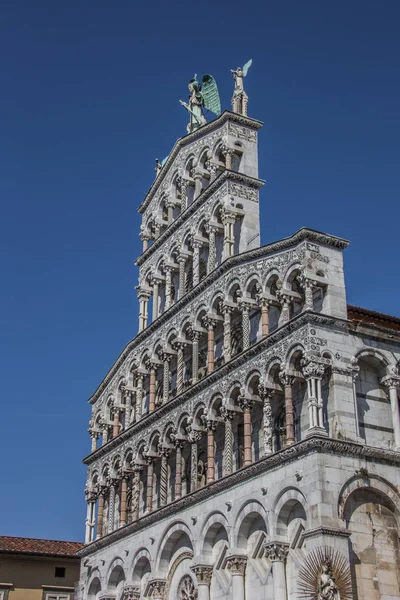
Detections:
[180, 74, 221, 133]
[231, 59, 252, 116]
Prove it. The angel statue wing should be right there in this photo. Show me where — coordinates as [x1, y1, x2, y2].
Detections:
[201, 74, 221, 116]
[243, 59, 253, 77]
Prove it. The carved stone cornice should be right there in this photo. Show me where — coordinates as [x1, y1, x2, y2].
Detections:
[301, 526, 351, 540]
[79, 435, 400, 558]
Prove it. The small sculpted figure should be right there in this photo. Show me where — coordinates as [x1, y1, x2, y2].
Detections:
[231, 59, 252, 116]
[318, 561, 341, 600]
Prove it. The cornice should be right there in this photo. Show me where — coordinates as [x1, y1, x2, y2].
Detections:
[88, 228, 349, 405]
[301, 526, 351, 540]
[138, 111, 263, 213]
[135, 170, 265, 267]
[77, 435, 400, 557]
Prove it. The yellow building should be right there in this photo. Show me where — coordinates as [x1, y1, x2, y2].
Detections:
[0, 536, 82, 600]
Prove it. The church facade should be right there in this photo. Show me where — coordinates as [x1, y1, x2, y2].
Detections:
[76, 81, 400, 600]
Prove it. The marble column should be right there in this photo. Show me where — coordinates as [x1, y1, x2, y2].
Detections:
[119, 474, 128, 527]
[90, 431, 99, 453]
[192, 240, 202, 286]
[191, 565, 213, 600]
[131, 464, 142, 522]
[149, 364, 157, 413]
[84, 495, 96, 543]
[162, 353, 170, 404]
[135, 373, 143, 421]
[206, 419, 217, 484]
[145, 458, 155, 513]
[206, 225, 217, 273]
[241, 303, 251, 350]
[279, 372, 296, 446]
[260, 299, 270, 337]
[301, 360, 326, 432]
[225, 555, 247, 600]
[222, 304, 232, 362]
[278, 294, 291, 324]
[175, 342, 185, 395]
[174, 440, 184, 499]
[194, 171, 203, 198]
[191, 330, 200, 384]
[259, 383, 273, 455]
[138, 291, 150, 332]
[180, 177, 188, 211]
[123, 389, 132, 428]
[178, 256, 186, 299]
[96, 489, 106, 539]
[239, 397, 253, 467]
[203, 317, 216, 373]
[112, 405, 120, 438]
[264, 542, 289, 600]
[108, 480, 116, 533]
[382, 375, 400, 450]
[159, 447, 171, 507]
[188, 429, 202, 492]
[151, 277, 160, 321]
[221, 407, 234, 475]
[223, 148, 234, 170]
[164, 266, 173, 310]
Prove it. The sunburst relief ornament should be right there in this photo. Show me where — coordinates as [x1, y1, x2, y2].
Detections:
[297, 546, 353, 600]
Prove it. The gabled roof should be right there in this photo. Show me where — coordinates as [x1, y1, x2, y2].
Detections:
[348, 305, 400, 332]
[0, 536, 83, 557]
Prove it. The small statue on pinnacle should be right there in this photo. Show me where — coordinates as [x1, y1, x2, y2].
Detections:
[231, 59, 252, 116]
[180, 74, 221, 133]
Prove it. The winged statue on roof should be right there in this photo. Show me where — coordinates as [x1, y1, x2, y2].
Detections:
[231, 59, 252, 116]
[180, 73, 221, 133]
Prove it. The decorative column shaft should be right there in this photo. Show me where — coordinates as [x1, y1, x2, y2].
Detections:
[221, 407, 234, 476]
[108, 481, 116, 533]
[124, 390, 132, 428]
[191, 331, 200, 384]
[145, 458, 155, 513]
[152, 279, 159, 321]
[176, 342, 185, 394]
[194, 172, 202, 198]
[96, 490, 105, 539]
[159, 448, 170, 507]
[301, 359, 326, 432]
[259, 383, 273, 455]
[164, 266, 172, 310]
[162, 354, 170, 404]
[264, 543, 289, 600]
[180, 178, 188, 210]
[174, 441, 183, 499]
[84, 496, 95, 544]
[188, 430, 202, 492]
[192, 241, 202, 286]
[206, 226, 217, 273]
[112, 406, 120, 438]
[206, 420, 217, 484]
[280, 372, 296, 446]
[178, 257, 186, 299]
[90, 432, 98, 453]
[138, 291, 150, 332]
[279, 294, 291, 324]
[260, 300, 270, 337]
[149, 365, 156, 413]
[203, 317, 216, 373]
[131, 464, 142, 521]
[120, 475, 128, 527]
[239, 397, 253, 466]
[222, 305, 232, 362]
[241, 303, 250, 350]
[135, 374, 143, 421]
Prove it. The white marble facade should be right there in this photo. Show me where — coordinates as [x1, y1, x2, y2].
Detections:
[77, 110, 400, 600]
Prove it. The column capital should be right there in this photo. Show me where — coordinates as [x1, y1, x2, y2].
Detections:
[300, 357, 326, 379]
[279, 370, 296, 387]
[145, 578, 166, 599]
[187, 324, 200, 342]
[130, 461, 144, 474]
[220, 406, 235, 421]
[202, 315, 217, 330]
[187, 427, 203, 443]
[191, 564, 213, 585]
[257, 381, 274, 399]
[202, 416, 218, 431]
[122, 586, 140, 600]
[158, 444, 172, 459]
[238, 396, 253, 411]
[263, 541, 289, 562]
[381, 374, 400, 389]
[224, 554, 247, 575]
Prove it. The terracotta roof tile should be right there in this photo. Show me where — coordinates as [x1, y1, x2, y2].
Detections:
[0, 536, 83, 556]
[347, 305, 400, 332]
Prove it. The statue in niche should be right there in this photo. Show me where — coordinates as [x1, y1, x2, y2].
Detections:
[230, 59, 252, 115]
[180, 74, 221, 133]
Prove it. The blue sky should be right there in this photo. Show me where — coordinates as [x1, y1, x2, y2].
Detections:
[0, 1, 399, 541]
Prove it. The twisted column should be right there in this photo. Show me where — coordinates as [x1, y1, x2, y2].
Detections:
[174, 440, 184, 499]
[123, 389, 132, 428]
[162, 353, 171, 404]
[279, 372, 296, 446]
[108, 480, 116, 533]
[222, 304, 232, 362]
[164, 266, 173, 310]
[159, 447, 171, 507]
[180, 177, 189, 210]
[175, 342, 186, 395]
[205, 224, 217, 273]
[239, 397, 253, 466]
[178, 256, 186, 299]
[221, 407, 234, 475]
[190, 330, 200, 384]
